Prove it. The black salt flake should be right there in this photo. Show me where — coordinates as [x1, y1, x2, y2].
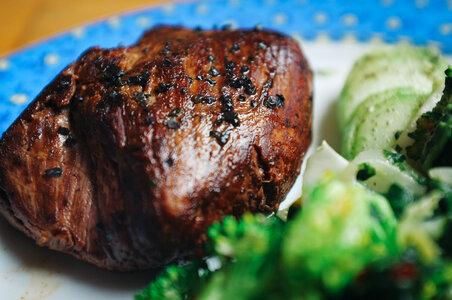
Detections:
[209, 66, 220, 77]
[57, 127, 70, 136]
[145, 115, 155, 126]
[225, 60, 236, 71]
[162, 58, 172, 67]
[44, 167, 63, 177]
[206, 78, 217, 86]
[230, 43, 240, 53]
[64, 136, 77, 148]
[166, 118, 180, 129]
[169, 107, 183, 117]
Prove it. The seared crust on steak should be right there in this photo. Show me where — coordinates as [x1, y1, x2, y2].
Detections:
[0, 26, 312, 270]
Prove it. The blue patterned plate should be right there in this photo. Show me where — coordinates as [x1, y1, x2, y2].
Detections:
[0, 1, 451, 299]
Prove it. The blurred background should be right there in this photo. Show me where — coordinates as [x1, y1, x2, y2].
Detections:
[1, 0, 451, 56]
[0, 0, 166, 55]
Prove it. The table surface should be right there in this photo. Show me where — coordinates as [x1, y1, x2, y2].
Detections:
[0, 0, 166, 56]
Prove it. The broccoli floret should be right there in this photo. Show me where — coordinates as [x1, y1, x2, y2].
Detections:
[136, 214, 285, 300]
[198, 214, 285, 300]
[135, 262, 209, 300]
[206, 214, 284, 259]
[407, 66, 452, 170]
[282, 174, 398, 294]
[200, 175, 400, 299]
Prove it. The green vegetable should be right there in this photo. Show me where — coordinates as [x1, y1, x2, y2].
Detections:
[397, 191, 445, 263]
[356, 163, 376, 181]
[136, 213, 285, 300]
[428, 178, 452, 218]
[423, 110, 452, 169]
[342, 149, 426, 196]
[383, 149, 406, 164]
[282, 174, 397, 293]
[383, 184, 417, 218]
[135, 262, 209, 300]
[406, 66, 452, 170]
[338, 46, 446, 129]
[382, 150, 426, 186]
[340, 250, 452, 300]
[198, 214, 285, 300]
[137, 175, 399, 300]
[136, 172, 452, 300]
[341, 188, 452, 300]
[342, 88, 425, 159]
[429, 167, 452, 185]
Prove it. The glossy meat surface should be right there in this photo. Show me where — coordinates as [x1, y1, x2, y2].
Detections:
[0, 26, 312, 270]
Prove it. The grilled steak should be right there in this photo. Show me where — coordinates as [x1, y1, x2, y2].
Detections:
[0, 26, 312, 270]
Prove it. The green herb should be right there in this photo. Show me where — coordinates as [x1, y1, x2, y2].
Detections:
[356, 163, 376, 181]
[383, 149, 427, 185]
[406, 66, 452, 170]
[422, 106, 452, 170]
[383, 149, 406, 164]
[446, 65, 452, 78]
[383, 184, 417, 218]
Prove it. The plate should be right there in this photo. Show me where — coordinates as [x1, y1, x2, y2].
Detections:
[0, 1, 451, 299]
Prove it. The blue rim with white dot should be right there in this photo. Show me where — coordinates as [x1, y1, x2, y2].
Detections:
[0, 0, 451, 134]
